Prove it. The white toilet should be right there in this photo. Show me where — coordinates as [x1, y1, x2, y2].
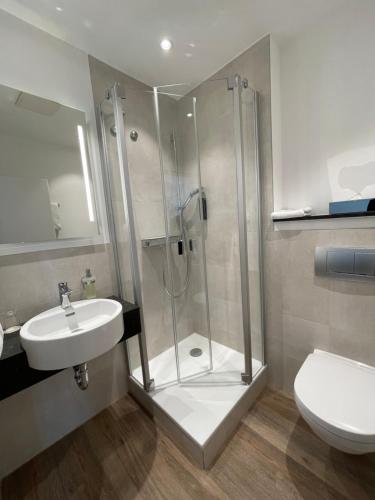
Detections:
[294, 349, 375, 454]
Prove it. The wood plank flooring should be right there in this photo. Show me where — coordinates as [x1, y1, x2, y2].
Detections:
[2, 389, 375, 499]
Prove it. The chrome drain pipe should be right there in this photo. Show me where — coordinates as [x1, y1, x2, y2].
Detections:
[73, 363, 89, 390]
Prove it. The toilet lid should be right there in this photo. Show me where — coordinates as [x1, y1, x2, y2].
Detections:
[294, 350, 375, 444]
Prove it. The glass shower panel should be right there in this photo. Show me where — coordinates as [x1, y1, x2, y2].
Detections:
[193, 78, 247, 382]
[99, 96, 143, 387]
[123, 87, 178, 388]
[99, 98, 134, 302]
[153, 86, 212, 381]
[242, 84, 264, 377]
[101, 87, 179, 389]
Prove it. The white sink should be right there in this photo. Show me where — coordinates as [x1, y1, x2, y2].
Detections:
[20, 299, 124, 370]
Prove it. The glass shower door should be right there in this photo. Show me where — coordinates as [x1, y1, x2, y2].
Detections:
[171, 75, 264, 386]
[191, 76, 249, 384]
[153, 85, 213, 382]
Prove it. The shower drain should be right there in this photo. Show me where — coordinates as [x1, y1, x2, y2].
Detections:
[190, 347, 203, 357]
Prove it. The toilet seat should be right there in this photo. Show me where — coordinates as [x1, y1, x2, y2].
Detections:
[294, 349, 375, 454]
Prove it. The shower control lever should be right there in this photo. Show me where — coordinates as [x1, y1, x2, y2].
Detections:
[200, 194, 208, 220]
[178, 240, 184, 255]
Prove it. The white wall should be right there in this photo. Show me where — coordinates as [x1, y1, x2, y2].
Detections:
[0, 11, 124, 479]
[274, 0, 375, 213]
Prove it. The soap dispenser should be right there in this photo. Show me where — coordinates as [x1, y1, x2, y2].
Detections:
[82, 268, 96, 299]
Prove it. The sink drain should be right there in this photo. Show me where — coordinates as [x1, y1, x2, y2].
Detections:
[190, 347, 203, 357]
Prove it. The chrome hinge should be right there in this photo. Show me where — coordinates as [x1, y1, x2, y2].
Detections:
[227, 76, 248, 91]
[227, 76, 236, 91]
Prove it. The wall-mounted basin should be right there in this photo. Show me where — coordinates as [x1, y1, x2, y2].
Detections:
[20, 299, 123, 370]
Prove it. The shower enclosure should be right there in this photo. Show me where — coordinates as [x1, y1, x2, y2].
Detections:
[98, 74, 264, 393]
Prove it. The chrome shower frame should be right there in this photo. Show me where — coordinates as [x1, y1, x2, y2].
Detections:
[98, 84, 154, 392]
[229, 74, 265, 382]
[232, 75, 252, 384]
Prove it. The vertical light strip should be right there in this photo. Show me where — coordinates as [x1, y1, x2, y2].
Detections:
[77, 125, 95, 222]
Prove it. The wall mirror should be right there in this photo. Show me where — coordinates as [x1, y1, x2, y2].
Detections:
[0, 82, 103, 254]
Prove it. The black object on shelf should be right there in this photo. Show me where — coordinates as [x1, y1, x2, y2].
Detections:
[274, 211, 375, 222]
[0, 296, 141, 401]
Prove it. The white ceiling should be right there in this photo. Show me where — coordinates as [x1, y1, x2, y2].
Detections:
[1, 0, 349, 88]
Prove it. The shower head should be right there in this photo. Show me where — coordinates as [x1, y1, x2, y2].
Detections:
[180, 188, 201, 212]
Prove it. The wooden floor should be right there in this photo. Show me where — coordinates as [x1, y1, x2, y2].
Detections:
[2, 389, 375, 499]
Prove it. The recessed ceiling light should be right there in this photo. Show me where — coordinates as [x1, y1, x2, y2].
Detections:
[160, 39, 173, 51]
[186, 113, 193, 118]
[188, 42, 195, 48]
[56, 6, 63, 12]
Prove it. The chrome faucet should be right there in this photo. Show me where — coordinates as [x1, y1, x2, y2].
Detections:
[58, 282, 75, 317]
[58, 282, 71, 304]
[61, 294, 76, 317]
[58, 282, 79, 331]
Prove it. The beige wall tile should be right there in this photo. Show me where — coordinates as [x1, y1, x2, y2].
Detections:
[266, 229, 375, 394]
[0, 244, 116, 322]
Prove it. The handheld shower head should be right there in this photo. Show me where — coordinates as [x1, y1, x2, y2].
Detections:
[180, 188, 200, 211]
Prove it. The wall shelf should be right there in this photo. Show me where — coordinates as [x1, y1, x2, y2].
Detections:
[273, 211, 375, 231]
[274, 211, 375, 222]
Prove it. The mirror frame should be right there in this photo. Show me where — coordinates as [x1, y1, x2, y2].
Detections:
[0, 87, 109, 256]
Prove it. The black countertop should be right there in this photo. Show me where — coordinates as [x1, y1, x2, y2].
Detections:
[0, 296, 141, 401]
[1, 331, 23, 360]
